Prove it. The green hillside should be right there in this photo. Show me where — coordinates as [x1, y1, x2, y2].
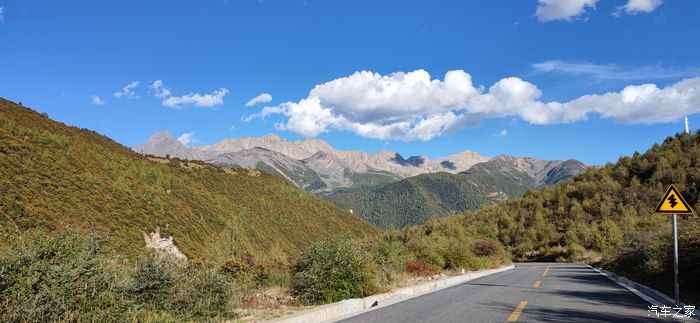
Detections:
[424, 131, 700, 304]
[0, 98, 378, 262]
[327, 171, 531, 228]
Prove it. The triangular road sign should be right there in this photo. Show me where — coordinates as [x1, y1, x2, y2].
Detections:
[656, 185, 694, 214]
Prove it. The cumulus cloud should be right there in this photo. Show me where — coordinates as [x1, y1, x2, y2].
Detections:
[113, 82, 140, 99]
[245, 93, 272, 107]
[0, 7, 5, 24]
[177, 132, 197, 146]
[246, 69, 700, 141]
[613, 0, 663, 16]
[90, 95, 105, 105]
[532, 60, 695, 81]
[150, 80, 229, 109]
[535, 0, 598, 22]
[245, 70, 481, 140]
[467, 76, 700, 125]
[150, 80, 172, 98]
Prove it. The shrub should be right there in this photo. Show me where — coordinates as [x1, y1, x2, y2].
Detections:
[292, 239, 369, 304]
[404, 260, 434, 276]
[440, 242, 472, 270]
[0, 230, 236, 321]
[127, 253, 180, 306]
[127, 252, 235, 319]
[473, 239, 500, 257]
[170, 267, 234, 319]
[0, 231, 128, 321]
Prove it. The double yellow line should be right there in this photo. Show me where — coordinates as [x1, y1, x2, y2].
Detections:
[507, 301, 528, 322]
[506, 266, 550, 322]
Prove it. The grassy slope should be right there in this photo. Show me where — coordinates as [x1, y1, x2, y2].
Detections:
[327, 171, 529, 228]
[0, 98, 378, 262]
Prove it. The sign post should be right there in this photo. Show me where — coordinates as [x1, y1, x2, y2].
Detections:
[655, 185, 694, 306]
[672, 213, 679, 306]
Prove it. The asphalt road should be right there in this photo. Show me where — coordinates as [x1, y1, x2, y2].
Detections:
[340, 263, 674, 323]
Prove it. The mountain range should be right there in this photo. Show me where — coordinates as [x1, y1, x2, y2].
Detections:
[135, 131, 588, 228]
[135, 131, 491, 193]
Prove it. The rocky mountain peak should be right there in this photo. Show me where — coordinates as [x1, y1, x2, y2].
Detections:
[134, 131, 185, 153]
[148, 131, 178, 144]
[262, 133, 283, 140]
[405, 156, 425, 167]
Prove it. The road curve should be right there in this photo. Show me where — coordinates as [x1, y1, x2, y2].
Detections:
[340, 263, 670, 323]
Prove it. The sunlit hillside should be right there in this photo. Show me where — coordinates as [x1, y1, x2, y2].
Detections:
[0, 98, 378, 262]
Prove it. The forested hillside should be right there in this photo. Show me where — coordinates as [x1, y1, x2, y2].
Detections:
[0, 98, 378, 262]
[327, 158, 586, 228]
[424, 131, 700, 303]
[327, 171, 530, 228]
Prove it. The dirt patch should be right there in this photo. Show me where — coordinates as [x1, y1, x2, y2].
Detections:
[223, 168, 238, 175]
[147, 157, 170, 164]
[181, 162, 205, 170]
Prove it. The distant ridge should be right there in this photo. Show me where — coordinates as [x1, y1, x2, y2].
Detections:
[135, 131, 490, 193]
[327, 156, 588, 228]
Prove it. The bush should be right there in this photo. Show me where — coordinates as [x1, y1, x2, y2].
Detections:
[0, 231, 127, 321]
[473, 239, 500, 257]
[404, 260, 435, 276]
[127, 254, 180, 306]
[126, 252, 235, 319]
[292, 239, 369, 304]
[0, 231, 236, 321]
[440, 242, 472, 269]
[170, 267, 234, 319]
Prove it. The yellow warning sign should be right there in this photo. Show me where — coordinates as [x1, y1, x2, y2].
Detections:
[656, 185, 694, 214]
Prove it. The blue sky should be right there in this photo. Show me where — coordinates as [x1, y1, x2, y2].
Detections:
[1, 0, 699, 165]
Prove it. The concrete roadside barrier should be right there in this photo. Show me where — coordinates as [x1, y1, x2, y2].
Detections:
[272, 264, 515, 323]
[589, 265, 692, 308]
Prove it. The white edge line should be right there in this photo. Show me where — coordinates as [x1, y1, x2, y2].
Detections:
[585, 264, 663, 307]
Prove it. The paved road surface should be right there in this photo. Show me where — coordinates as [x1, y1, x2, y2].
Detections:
[341, 263, 676, 323]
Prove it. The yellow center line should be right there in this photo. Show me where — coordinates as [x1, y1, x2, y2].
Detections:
[542, 265, 550, 277]
[533, 280, 541, 288]
[507, 300, 528, 322]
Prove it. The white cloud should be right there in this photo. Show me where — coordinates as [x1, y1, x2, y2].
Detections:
[177, 132, 197, 146]
[243, 104, 289, 122]
[150, 80, 172, 98]
[246, 69, 700, 141]
[535, 0, 598, 22]
[163, 88, 229, 109]
[0, 7, 5, 24]
[113, 81, 140, 99]
[467, 76, 700, 125]
[493, 129, 508, 137]
[245, 93, 272, 107]
[613, 0, 663, 16]
[245, 70, 480, 140]
[90, 95, 105, 105]
[150, 80, 229, 109]
[532, 60, 695, 81]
